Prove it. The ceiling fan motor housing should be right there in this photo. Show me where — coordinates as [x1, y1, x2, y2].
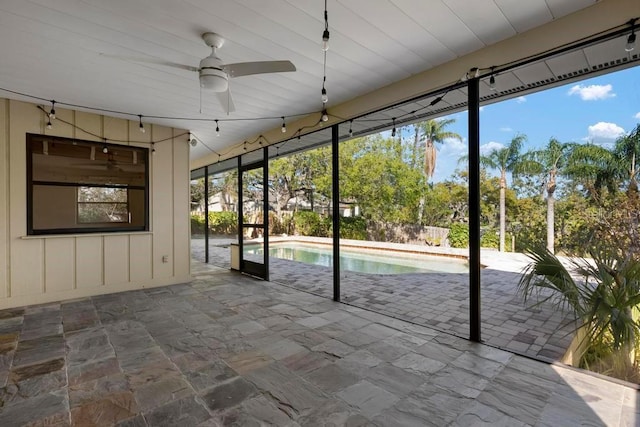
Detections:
[199, 55, 228, 91]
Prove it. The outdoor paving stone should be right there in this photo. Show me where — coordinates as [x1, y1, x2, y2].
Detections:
[133, 376, 193, 412]
[143, 395, 211, 427]
[336, 380, 400, 419]
[312, 338, 355, 358]
[452, 401, 528, 427]
[116, 414, 147, 427]
[185, 360, 237, 392]
[451, 352, 506, 379]
[365, 340, 412, 362]
[305, 363, 360, 393]
[364, 363, 425, 397]
[232, 320, 267, 336]
[244, 362, 327, 417]
[296, 399, 373, 426]
[335, 330, 379, 347]
[476, 377, 551, 425]
[296, 315, 335, 329]
[415, 341, 464, 363]
[70, 390, 138, 426]
[236, 395, 298, 426]
[358, 323, 399, 339]
[0, 389, 69, 426]
[0, 308, 24, 320]
[69, 373, 131, 408]
[430, 366, 489, 398]
[200, 376, 258, 413]
[12, 334, 65, 367]
[1, 364, 67, 406]
[223, 349, 272, 374]
[281, 350, 332, 376]
[392, 351, 447, 374]
[68, 357, 121, 386]
[125, 358, 182, 389]
[407, 382, 476, 426]
[287, 329, 331, 349]
[261, 338, 306, 360]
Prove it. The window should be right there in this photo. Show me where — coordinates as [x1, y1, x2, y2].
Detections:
[27, 134, 149, 235]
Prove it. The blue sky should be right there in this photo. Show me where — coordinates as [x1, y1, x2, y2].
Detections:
[430, 65, 640, 182]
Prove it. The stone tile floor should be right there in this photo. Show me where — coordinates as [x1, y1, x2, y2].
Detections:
[0, 260, 637, 426]
[192, 238, 575, 361]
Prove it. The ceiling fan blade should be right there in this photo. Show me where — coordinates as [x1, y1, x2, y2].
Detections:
[222, 60, 296, 78]
[99, 53, 199, 72]
[216, 89, 236, 115]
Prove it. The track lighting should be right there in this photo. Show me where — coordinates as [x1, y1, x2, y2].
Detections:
[215, 120, 220, 137]
[321, 87, 328, 104]
[626, 29, 636, 52]
[138, 115, 145, 133]
[349, 120, 353, 138]
[391, 118, 396, 138]
[49, 100, 56, 120]
[281, 117, 286, 133]
[321, 110, 328, 122]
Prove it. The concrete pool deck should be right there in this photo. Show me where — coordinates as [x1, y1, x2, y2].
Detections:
[191, 237, 576, 362]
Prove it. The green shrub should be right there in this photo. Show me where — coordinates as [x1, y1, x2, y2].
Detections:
[293, 211, 328, 236]
[480, 229, 499, 249]
[207, 211, 237, 234]
[340, 216, 367, 240]
[449, 223, 469, 248]
[190, 214, 205, 234]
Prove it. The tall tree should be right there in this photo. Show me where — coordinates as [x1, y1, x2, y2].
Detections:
[419, 119, 462, 181]
[615, 123, 640, 195]
[479, 134, 526, 251]
[518, 138, 574, 253]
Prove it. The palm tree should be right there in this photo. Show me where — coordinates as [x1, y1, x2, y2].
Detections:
[479, 134, 526, 252]
[419, 119, 462, 180]
[519, 244, 640, 381]
[614, 123, 640, 195]
[518, 138, 574, 253]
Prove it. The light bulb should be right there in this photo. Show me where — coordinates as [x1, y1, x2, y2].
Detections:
[102, 146, 108, 154]
[321, 88, 328, 104]
[50, 101, 56, 120]
[281, 117, 286, 133]
[322, 30, 330, 51]
[321, 110, 328, 122]
[215, 120, 220, 137]
[46, 120, 52, 130]
[625, 32, 636, 52]
[139, 123, 145, 133]
[489, 75, 496, 91]
[391, 128, 396, 137]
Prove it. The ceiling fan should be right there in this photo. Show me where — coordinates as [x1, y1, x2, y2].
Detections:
[102, 32, 297, 114]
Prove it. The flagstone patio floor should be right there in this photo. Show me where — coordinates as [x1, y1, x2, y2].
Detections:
[0, 260, 637, 426]
[192, 237, 576, 362]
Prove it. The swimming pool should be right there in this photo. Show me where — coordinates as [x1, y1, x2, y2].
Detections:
[244, 242, 468, 274]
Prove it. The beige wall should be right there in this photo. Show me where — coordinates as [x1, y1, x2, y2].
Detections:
[0, 98, 191, 309]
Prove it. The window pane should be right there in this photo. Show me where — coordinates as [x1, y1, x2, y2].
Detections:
[78, 203, 128, 223]
[78, 187, 127, 203]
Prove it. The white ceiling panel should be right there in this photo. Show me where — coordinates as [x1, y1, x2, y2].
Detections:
[0, 0, 616, 163]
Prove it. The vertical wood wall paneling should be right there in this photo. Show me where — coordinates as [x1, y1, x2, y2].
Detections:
[151, 125, 174, 279]
[0, 99, 8, 298]
[44, 238, 74, 292]
[104, 235, 129, 285]
[173, 129, 190, 278]
[75, 236, 103, 289]
[9, 101, 43, 297]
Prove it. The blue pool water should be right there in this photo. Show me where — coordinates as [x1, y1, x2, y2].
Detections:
[244, 242, 468, 274]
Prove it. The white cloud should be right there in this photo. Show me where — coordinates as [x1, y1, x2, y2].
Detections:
[634, 112, 640, 120]
[440, 137, 467, 157]
[499, 127, 513, 132]
[587, 122, 625, 141]
[480, 141, 505, 155]
[568, 84, 615, 101]
[515, 96, 527, 104]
